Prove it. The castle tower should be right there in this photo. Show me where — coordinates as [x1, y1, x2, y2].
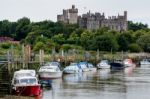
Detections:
[63, 9, 69, 23]
[123, 11, 128, 31]
[68, 5, 78, 24]
[124, 11, 127, 21]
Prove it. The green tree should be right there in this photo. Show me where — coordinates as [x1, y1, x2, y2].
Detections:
[80, 31, 94, 50]
[33, 42, 46, 52]
[118, 32, 133, 51]
[128, 21, 148, 31]
[128, 43, 143, 52]
[91, 35, 119, 51]
[137, 34, 150, 52]
[67, 32, 80, 44]
[51, 34, 65, 44]
[0, 20, 11, 36]
[15, 17, 31, 40]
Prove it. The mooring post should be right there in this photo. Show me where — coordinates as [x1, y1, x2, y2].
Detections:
[22, 44, 25, 69]
[7, 50, 11, 75]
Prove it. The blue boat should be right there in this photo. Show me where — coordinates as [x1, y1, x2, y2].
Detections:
[63, 63, 82, 74]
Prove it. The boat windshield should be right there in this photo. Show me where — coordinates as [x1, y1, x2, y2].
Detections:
[45, 62, 59, 66]
[41, 66, 58, 69]
[101, 60, 109, 63]
[20, 78, 37, 84]
[50, 62, 59, 66]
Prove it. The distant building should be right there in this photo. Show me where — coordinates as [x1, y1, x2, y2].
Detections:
[57, 5, 128, 31]
[57, 5, 78, 24]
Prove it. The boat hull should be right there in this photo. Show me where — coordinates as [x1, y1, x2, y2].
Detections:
[39, 71, 62, 79]
[63, 70, 80, 74]
[89, 68, 97, 71]
[97, 65, 111, 69]
[82, 68, 90, 72]
[12, 85, 42, 96]
[110, 62, 124, 70]
[140, 62, 150, 65]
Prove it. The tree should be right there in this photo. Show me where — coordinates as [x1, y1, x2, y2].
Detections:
[67, 32, 80, 44]
[137, 34, 150, 52]
[0, 20, 11, 37]
[128, 43, 143, 52]
[33, 42, 46, 52]
[128, 21, 148, 31]
[25, 32, 38, 45]
[51, 34, 65, 44]
[80, 31, 94, 50]
[15, 17, 31, 40]
[118, 32, 133, 51]
[91, 34, 119, 51]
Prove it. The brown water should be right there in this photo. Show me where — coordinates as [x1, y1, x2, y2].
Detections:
[42, 65, 150, 99]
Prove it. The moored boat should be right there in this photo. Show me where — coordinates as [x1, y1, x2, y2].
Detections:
[97, 60, 111, 69]
[11, 69, 42, 96]
[88, 63, 97, 71]
[123, 59, 136, 67]
[140, 59, 150, 65]
[38, 62, 63, 79]
[78, 62, 89, 72]
[110, 60, 124, 70]
[63, 63, 82, 74]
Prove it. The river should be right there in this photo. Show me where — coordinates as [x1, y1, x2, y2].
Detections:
[41, 65, 150, 99]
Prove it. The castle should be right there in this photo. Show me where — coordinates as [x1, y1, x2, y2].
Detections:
[57, 5, 128, 31]
[57, 5, 78, 24]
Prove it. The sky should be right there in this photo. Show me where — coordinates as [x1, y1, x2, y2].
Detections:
[0, 0, 150, 26]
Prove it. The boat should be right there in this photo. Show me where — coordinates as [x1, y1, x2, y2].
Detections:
[123, 59, 136, 67]
[97, 60, 111, 69]
[110, 60, 124, 70]
[38, 62, 63, 79]
[11, 69, 42, 96]
[140, 59, 150, 65]
[78, 62, 89, 72]
[63, 63, 82, 74]
[87, 63, 97, 71]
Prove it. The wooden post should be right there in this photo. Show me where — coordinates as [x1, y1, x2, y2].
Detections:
[39, 49, 44, 65]
[22, 44, 25, 69]
[25, 45, 31, 68]
[10, 45, 15, 71]
[7, 50, 11, 75]
[52, 47, 56, 61]
[96, 49, 99, 62]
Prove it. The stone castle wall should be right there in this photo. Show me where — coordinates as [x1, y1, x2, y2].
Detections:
[57, 5, 128, 31]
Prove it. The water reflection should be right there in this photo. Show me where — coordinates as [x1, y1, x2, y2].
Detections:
[2, 64, 149, 99]
[98, 69, 111, 80]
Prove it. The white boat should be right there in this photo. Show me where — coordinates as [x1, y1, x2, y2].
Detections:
[97, 60, 111, 69]
[78, 62, 90, 72]
[63, 63, 82, 74]
[123, 59, 136, 67]
[38, 62, 63, 79]
[140, 59, 150, 65]
[88, 63, 97, 71]
[11, 69, 42, 96]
